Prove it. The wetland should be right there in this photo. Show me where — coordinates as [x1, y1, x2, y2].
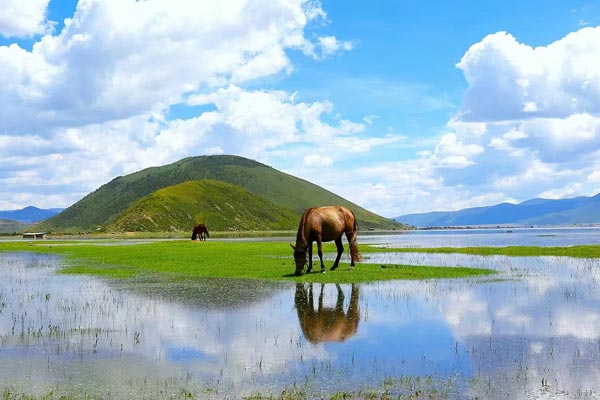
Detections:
[1, 228, 600, 399]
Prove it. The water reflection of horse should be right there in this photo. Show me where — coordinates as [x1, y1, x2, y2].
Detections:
[291, 206, 360, 276]
[191, 224, 209, 241]
[294, 283, 360, 343]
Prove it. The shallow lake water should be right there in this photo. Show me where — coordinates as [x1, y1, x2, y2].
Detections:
[1, 234, 600, 398]
[360, 226, 600, 248]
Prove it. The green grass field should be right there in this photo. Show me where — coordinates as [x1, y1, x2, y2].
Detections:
[0, 240, 497, 283]
[3, 240, 600, 283]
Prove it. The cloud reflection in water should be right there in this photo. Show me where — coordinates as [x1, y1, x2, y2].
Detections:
[0, 251, 600, 398]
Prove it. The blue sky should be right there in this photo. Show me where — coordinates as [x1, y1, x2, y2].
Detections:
[1, 0, 600, 217]
[281, 1, 599, 161]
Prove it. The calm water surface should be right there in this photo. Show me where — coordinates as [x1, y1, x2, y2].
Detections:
[361, 226, 600, 247]
[1, 230, 600, 398]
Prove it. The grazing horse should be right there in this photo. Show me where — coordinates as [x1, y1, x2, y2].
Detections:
[295, 283, 360, 343]
[290, 206, 360, 276]
[191, 224, 209, 241]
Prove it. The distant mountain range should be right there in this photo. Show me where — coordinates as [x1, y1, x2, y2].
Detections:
[396, 193, 600, 227]
[0, 206, 64, 224]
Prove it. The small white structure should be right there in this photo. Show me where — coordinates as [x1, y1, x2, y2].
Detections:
[22, 232, 47, 240]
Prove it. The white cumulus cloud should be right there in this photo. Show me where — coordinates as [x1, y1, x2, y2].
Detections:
[0, 0, 365, 209]
[457, 28, 600, 121]
[2, 1, 600, 219]
[316, 35, 354, 59]
[0, 0, 53, 38]
[378, 26, 600, 216]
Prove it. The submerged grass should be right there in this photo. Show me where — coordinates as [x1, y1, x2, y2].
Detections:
[0, 240, 493, 283]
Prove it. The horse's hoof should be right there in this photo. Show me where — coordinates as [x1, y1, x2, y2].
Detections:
[321, 269, 326, 273]
[330, 267, 337, 271]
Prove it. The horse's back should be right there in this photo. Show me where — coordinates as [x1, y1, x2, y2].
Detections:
[304, 206, 356, 242]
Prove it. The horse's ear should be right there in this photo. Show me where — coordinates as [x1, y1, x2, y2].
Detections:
[290, 243, 296, 250]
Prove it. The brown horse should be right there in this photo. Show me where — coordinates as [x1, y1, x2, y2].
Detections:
[290, 206, 359, 276]
[295, 283, 360, 343]
[191, 224, 209, 241]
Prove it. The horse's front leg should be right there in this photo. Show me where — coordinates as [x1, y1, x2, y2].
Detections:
[330, 237, 344, 271]
[316, 236, 326, 272]
[306, 243, 313, 273]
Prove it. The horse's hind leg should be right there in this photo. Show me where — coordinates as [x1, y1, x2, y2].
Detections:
[330, 237, 344, 271]
[318, 284, 325, 312]
[334, 284, 344, 310]
[316, 236, 326, 272]
[306, 243, 313, 273]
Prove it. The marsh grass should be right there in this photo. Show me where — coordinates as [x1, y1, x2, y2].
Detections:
[1, 249, 600, 399]
[242, 374, 458, 399]
[1, 379, 455, 400]
[370, 244, 600, 258]
[0, 241, 493, 283]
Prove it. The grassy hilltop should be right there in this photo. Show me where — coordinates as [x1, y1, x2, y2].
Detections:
[108, 180, 299, 232]
[40, 155, 403, 232]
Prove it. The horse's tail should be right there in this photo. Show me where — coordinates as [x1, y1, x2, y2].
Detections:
[348, 210, 361, 262]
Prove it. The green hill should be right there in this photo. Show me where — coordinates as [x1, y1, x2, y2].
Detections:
[108, 180, 299, 232]
[40, 155, 403, 232]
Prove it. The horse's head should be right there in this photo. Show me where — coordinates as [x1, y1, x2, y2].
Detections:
[290, 243, 307, 276]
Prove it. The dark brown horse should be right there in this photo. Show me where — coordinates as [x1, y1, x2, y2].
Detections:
[191, 224, 209, 241]
[290, 206, 359, 276]
[295, 283, 360, 343]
